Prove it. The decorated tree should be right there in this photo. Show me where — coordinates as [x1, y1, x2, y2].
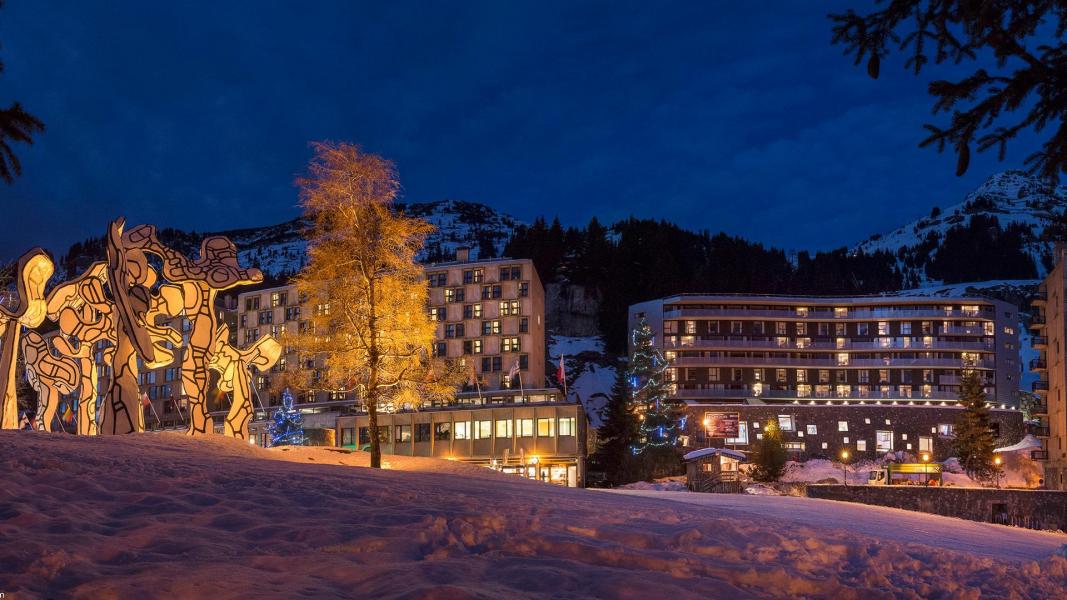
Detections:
[268, 388, 305, 447]
[591, 361, 642, 486]
[628, 317, 684, 478]
[287, 142, 460, 469]
[750, 419, 788, 482]
[954, 370, 996, 480]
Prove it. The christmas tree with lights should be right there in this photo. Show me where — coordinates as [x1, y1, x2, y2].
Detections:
[628, 317, 684, 477]
[268, 388, 306, 447]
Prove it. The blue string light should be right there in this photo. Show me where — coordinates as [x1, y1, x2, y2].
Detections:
[267, 388, 306, 447]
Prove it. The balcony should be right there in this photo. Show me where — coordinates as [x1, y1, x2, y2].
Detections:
[1032, 336, 1048, 348]
[1031, 403, 1048, 416]
[670, 356, 996, 369]
[1031, 313, 1046, 329]
[663, 335, 992, 352]
[937, 325, 988, 336]
[1031, 449, 1049, 461]
[1032, 380, 1049, 393]
[1032, 296, 1046, 307]
[663, 307, 991, 321]
[1030, 358, 1047, 371]
[671, 385, 968, 402]
[1032, 426, 1051, 437]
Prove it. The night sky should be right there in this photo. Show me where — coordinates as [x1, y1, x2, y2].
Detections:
[0, 1, 1045, 260]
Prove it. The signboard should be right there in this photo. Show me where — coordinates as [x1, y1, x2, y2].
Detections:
[704, 412, 740, 438]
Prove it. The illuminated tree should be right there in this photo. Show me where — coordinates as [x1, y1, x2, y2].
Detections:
[750, 419, 788, 482]
[628, 317, 684, 478]
[268, 388, 305, 447]
[954, 370, 996, 480]
[287, 142, 459, 468]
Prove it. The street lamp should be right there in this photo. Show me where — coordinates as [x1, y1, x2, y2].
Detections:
[994, 455, 1002, 489]
[921, 452, 930, 486]
[840, 449, 850, 486]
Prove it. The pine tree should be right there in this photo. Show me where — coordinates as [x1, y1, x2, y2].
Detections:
[267, 388, 305, 447]
[591, 361, 641, 486]
[628, 317, 684, 478]
[954, 370, 997, 481]
[749, 419, 788, 482]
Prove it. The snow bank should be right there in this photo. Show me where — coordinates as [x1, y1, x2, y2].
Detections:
[618, 476, 688, 492]
[2, 431, 1066, 598]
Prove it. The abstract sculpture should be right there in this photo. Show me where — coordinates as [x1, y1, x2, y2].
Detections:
[1, 218, 275, 440]
[0, 249, 53, 429]
[208, 324, 281, 440]
[123, 224, 263, 435]
[22, 331, 79, 432]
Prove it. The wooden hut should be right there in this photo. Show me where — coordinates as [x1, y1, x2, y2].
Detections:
[684, 447, 746, 493]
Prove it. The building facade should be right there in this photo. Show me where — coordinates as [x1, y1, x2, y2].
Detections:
[1031, 245, 1067, 490]
[630, 295, 1020, 408]
[629, 294, 1025, 461]
[336, 391, 586, 487]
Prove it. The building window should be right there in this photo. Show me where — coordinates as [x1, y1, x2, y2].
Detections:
[835, 323, 846, 335]
[454, 421, 471, 440]
[495, 419, 513, 438]
[415, 423, 431, 443]
[258, 310, 273, 325]
[482, 320, 501, 335]
[446, 288, 465, 303]
[500, 266, 522, 281]
[878, 321, 889, 335]
[517, 419, 534, 437]
[796, 322, 807, 335]
[395, 425, 412, 443]
[876, 430, 894, 453]
[500, 300, 521, 316]
[901, 322, 912, 335]
[796, 369, 807, 383]
[537, 418, 555, 437]
[245, 296, 260, 311]
[776, 369, 787, 383]
[731, 368, 743, 382]
[753, 322, 765, 335]
[919, 436, 933, 453]
[271, 292, 286, 307]
[519, 317, 529, 333]
[341, 428, 354, 446]
[879, 369, 890, 383]
[709, 368, 720, 382]
[806, 424, 817, 435]
[730, 321, 743, 334]
[481, 285, 503, 300]
[938, 423, 954, 437]
[856, 439, 867, 452]
[474, 420, 492, 440]
[463, 339, 482, 354]
[434, 422, 451, 441]
[519, 282, 529, 297]
[776, 322, 787, 335]
[559, 417, 576, 436]
[838, 421, 848, 432]
[503, 337, 521, 353]
[726, 422, 749, 445]
[462, 269, 484, 284]
[427, 272, 448, 287]
[777, 415, 794, 432]
[857, 323, 869, 336]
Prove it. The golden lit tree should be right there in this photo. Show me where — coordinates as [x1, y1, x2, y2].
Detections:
[288, 141, 459, 468]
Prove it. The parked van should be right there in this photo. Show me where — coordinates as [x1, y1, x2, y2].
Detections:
[867, 462, 942, 486]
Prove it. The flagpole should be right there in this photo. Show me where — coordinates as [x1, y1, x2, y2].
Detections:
[518, 372, 525, 402]
[561, 354, 568, 399]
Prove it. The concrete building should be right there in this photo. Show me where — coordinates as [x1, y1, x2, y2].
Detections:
[629, 294, 1025, 461]
[1030, 245, 1067, 490]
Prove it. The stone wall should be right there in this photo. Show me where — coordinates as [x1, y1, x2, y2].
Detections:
[806, 485, 1067, 532]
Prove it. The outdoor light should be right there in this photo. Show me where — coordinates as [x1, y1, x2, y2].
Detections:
[994, 455, 1003, 489]
[839, 449, 850, 486]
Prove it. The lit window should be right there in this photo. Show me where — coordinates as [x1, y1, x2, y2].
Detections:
[558, 417, 576, 437]
[537, 418, 555, 437]
[838, 421, 848, 432]
[495, 419, 513, 438]
[454, 422, 471, 440]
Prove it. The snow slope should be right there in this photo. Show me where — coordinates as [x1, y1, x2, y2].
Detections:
[5, 431, 1066, 598]
[605, 490, 1066, 563]
[856, 171, 1064, 279]
[549, 335, 615, 428]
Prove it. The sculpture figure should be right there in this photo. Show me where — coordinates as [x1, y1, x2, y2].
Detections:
[0, 248, 53, 429]
[208, 324, 281, 440]
[22, 331, 79, 431]
[45, 262, 114, 435]
[99, 220, 183, 435]
[122, 224, 263, 435]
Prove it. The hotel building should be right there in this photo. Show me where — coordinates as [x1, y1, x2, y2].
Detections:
[233, 250, 586, 485]
[1030, 245, 1067, 490]
[629, 294, 1025, 460]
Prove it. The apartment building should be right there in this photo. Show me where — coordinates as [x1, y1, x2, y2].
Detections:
[425, 248, 546, 390]
[629, 294, 1024, 460]
[1030, 245, 1067, 490]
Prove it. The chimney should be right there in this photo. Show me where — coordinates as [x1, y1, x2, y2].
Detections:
[455, 247, 470, 262]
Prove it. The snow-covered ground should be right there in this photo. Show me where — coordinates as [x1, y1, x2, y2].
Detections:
[605, 490, 1067, 563]
[776, 456, 1042, 489]
[3, 432, 1067, 598]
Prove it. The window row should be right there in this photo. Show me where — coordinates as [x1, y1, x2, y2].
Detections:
[667, 320, 995, 337]
[348, 416, 576, 445]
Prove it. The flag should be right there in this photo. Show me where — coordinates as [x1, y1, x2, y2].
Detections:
[141, 393, 152, 408]
[62, 402, 74, 424]
[508, 360, 520, 380]
[556, 355, 566, 384]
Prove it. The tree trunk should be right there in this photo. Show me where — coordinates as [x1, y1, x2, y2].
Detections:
[367, 277, 382, 469]
[367, 385, 381, 468]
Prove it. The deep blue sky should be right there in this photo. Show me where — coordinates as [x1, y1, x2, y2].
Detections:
[0, 1, 1044, 260]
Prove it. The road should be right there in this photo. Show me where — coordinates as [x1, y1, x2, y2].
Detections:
[603, 489, 1067, 563]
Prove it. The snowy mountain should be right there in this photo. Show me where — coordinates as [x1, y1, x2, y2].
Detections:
[56, 200, 523, 280]
[855, 171, 1066, 285]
